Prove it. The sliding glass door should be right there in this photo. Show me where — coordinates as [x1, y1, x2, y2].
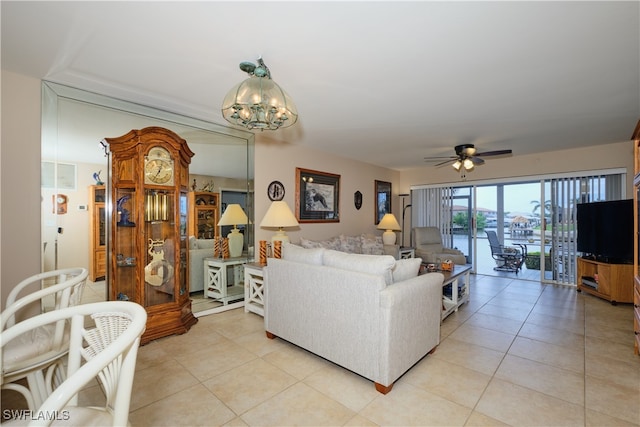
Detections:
[411, 169, 626, 285]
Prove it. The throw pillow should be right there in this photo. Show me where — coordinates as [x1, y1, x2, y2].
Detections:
[361, 234, 384, 255]
[282, 243, 325, 265]
[323, 249, 395, 285]
[392, 258, 422, 283]
[339, 234, 363, 254]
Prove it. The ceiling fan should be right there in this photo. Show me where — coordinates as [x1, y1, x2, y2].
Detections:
[424, 144, 513, 172]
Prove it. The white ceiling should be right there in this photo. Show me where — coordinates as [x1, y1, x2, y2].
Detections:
[2, 1, 639, 171]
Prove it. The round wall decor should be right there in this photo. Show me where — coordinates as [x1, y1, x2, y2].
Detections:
[268, 180, 285, 201]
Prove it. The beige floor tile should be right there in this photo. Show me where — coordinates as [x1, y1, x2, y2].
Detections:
[585, 351, 640, 390]
[360, 381, 471, 426]
[464, 411, 510, 426]
[524, 311, 585, 335]
[476, 303, 531, 322]
[465, 311, 524, 335]
[403, 356, 492, 409]
[585, 375, 640, 425]
[494, 354, 584, 405]
[261, 340, 331, 380]
[240, 382, 355, 426]
[585, 408, 640, 427]
[344, 413, 379, 426]
[531, 301, 585, 322]
[128, 383, 236, 426]
[518, 321, 585, 348]
[231, 329, 290, 357]
[475, 378, 584, 426]
[585, 335, 640, 364]
[303, 363, 380, 413]
[202, 358, 297, 415]
[432, 337, 505, 376]
[508, 336, 584, 373]
[129, 359, 200, 411]
[174, 339, 258, 382]
[448, 323, 516, 352]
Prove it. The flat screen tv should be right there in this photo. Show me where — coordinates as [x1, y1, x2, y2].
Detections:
[576, 199, 634, 264]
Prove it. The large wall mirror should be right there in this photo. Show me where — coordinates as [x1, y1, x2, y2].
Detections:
[42, 81, 255, 317]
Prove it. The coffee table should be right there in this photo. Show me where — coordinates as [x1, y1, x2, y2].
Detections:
[422, 264, 472, 320]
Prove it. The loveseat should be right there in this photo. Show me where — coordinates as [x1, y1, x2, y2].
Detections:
[188, 237, 215, 292]
[299, 233, 400, 258]
[264, 244, 444, 394]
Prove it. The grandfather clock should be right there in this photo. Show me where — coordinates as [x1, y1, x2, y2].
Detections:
[106, 126, 197, 343]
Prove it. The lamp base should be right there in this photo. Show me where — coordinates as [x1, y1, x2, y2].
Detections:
[271, 230, 290, 244]
[382, 230, 397, 245]
[227, 228, 244, 258]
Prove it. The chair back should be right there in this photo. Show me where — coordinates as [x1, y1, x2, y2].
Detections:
[1, 301, 147, 427]
[2, 268, 89, 329]
[485, 230, 503, 255]
[412, 227, 445, 252]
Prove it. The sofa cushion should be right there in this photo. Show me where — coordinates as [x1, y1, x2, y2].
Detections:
[339, 234, 363, 254]
[391, 258, 423, 283]
[282, 243, 325, 265]
[323, 250, 395, 285]
[197, 239, 215, 250]
[360, 234, 384, 255]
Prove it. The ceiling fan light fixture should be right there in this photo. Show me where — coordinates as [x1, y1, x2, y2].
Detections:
[463, 158, 474, 170]
[222, 57, 298, 131]
[452, 160, 462, 171]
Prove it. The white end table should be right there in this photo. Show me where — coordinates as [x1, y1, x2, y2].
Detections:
[204, 257, 245, 304]
[244, 262, 265, 316]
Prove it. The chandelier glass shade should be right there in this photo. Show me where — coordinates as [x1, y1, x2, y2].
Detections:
[221, 58, 298, 131]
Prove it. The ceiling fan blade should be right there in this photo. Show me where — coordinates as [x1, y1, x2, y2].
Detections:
[469, 156, 485, 165]
[475, 149, 512, 157]
[433, 159, 456, 167]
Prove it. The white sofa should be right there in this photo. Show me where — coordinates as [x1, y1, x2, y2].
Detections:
[188, 237, 215, 292]
[264, 244, 444, 394]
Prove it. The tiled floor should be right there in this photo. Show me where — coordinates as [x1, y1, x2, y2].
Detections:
[3, 275, 639, 426]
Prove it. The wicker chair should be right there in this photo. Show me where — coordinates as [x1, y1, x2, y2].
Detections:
[1, 301, 147, 426]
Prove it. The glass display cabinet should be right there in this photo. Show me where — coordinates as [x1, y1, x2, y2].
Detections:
[106, 126, 197, 343]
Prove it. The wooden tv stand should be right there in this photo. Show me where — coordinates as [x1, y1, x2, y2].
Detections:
[577, 257, 633, 304]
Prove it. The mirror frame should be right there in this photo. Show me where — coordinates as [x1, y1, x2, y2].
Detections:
[42, 81, 255, 315]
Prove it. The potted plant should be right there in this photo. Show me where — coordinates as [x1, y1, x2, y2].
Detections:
[524, 251, 552, 271]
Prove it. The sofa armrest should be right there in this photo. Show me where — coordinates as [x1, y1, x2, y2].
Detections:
[377, 272, 443, 384]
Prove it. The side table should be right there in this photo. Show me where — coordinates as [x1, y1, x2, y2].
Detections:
[399, 247, 415, 259]
[204, 257, 246, 305]
[244, 262, 265, 316]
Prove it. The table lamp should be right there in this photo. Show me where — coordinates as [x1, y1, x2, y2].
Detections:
[377, 213, 401, 245]
[218, 204, 249, 257]
[259, 201, 299, 243]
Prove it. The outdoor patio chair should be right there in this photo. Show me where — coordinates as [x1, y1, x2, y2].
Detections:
[486, 230, 527, 273]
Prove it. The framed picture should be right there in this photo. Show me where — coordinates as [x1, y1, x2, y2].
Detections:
[295, 167, 340, 223]
[375, 180, 392, 224]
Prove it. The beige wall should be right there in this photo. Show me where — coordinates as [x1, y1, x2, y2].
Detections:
[0, 69, 635, 308]
[254, 140, 400, 243]
[1, 71, 42, 308]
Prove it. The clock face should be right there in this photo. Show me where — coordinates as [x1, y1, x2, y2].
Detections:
[144, 147, 174, 185]
[268, 181, 285, 201]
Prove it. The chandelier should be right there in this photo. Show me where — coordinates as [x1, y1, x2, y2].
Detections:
[221, 57, 298, 131]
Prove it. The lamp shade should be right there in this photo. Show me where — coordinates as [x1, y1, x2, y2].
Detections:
[218, 204, 248, 226]
[377, 213, 401, 245]
[218, 204, 248, 257]
[259, 201, 299, 243]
